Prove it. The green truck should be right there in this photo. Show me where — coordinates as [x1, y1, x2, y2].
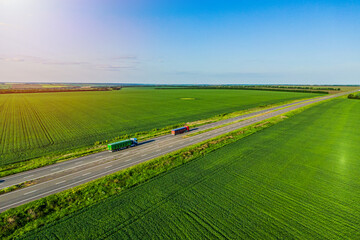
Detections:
[108, 138, 138, 152]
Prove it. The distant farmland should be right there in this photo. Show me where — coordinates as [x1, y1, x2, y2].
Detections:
[21, 98, 360, 239]
[0, 88, 320, 166]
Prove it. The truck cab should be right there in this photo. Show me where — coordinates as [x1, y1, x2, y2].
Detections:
[130, 138, 138, 146]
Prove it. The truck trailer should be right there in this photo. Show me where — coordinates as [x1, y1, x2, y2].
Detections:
[108, 138, 138, 152]
[171, 126, 190, 135]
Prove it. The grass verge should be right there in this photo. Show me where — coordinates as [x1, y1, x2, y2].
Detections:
[0, 97, 331, 240]
[0, 181, 35, 196]
[0, 96, 320, 178]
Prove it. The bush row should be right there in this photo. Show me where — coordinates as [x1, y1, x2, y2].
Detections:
[348, 93, 360, 99]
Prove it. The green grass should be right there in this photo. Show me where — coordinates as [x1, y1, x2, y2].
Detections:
[18, 98, 360, 239]
[348, 92, 360, 99]
[40, 84, 68, 88]
[0, 88, 319, 166]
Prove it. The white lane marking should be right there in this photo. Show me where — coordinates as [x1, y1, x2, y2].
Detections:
[24, 175, 34, 179]
[24, 190, 37, 195]
[159, 140, 184, 148]
[111, 149, 139, 157]
[51, 168, 60, 171]
[82, 172, 91, 176]
[56, 180, 66, 185]
[136, 143, 172, 152]
[104, 165, 113, 169]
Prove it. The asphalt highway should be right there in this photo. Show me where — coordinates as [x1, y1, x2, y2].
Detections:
[0, 91, 354, 212]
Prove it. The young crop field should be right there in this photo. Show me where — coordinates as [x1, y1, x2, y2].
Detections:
[0, 88, 318, 166]
[20, 98, 360, 239]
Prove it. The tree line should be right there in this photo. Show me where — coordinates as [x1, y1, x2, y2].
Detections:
[156, 86, 329, 94]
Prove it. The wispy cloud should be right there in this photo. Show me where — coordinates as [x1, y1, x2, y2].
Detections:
[0, 22, 7, 26]
[42, 60, 89, 66]
[172, 71, 201, 76]
[2, 55, 89, 65]
[171, 71, 275, 78]
[4, 57, 25, 62]
[94, 64, 137, 71]
[0, 55, 140, 71]
[111, 55, 138, 60]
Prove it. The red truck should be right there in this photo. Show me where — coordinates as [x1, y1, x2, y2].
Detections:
[171, 126, 190, 135]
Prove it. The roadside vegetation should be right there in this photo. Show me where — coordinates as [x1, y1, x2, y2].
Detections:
[0, 181, 35, 196]
[13, 97, 360, 239]
[0, 90, 320, 176]
[348, 92, 360, 99]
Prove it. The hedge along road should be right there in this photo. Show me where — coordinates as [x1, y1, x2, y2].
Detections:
[0, 91, 355, 212]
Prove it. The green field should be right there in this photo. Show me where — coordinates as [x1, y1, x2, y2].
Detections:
[20, 98, 360, 239]
[0, 84, 11, 89]
[0, 88, 319, 166]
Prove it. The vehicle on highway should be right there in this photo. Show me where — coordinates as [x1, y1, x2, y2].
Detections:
[171, 126, 190, 135]
[108, 138, 138, 152]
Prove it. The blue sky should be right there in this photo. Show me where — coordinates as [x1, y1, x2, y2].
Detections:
[0, 0, 359, 84]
